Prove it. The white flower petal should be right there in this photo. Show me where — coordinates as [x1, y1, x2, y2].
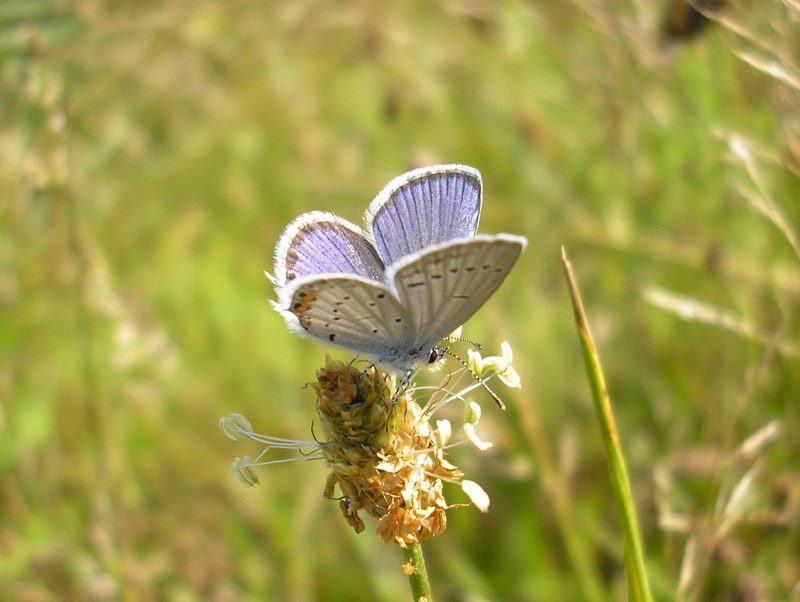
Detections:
[499, 366, 521, 389]
[220, 413, 254, 441]
[435, 419, 452, 446]
[464, 400, 482, 425]
[231, 457, 259, 487]
[461, 480, 490, 512]
[500, 341, 514, 364]
[463, 423, 493, 451]
[467, 348, 485, 375]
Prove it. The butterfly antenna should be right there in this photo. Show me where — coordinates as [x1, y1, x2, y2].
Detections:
[440, 347, 506, 411]
[445, 335, 482, 350]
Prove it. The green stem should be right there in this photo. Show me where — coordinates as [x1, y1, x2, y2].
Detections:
[561, 247, 654, 602]
[402, 543, 433, 601]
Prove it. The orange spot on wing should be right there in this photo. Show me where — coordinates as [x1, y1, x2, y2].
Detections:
[291, 292, 317, 314]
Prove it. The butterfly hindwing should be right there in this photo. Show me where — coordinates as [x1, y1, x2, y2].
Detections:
[388, 234, 527, 351]
[278, 275, 415, 360]
[365, 165, 482, 266]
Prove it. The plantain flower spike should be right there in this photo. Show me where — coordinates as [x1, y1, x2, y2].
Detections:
[314, 356, 462, 547]
[223, 340, 522, 548]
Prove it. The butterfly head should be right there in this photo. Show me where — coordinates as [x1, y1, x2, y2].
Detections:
[427, 347, 443, 364]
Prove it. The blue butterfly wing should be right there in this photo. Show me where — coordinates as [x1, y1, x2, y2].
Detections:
[365, 165, 482, 266]
[273, 211, 385, 287]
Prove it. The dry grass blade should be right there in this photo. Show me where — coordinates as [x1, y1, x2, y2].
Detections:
[734, 49, 800, 91]
[643, 286, 800, 359]
[727, 134, 800, 260]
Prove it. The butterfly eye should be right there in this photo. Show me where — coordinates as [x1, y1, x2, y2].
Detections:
[427, 348, 441, 364]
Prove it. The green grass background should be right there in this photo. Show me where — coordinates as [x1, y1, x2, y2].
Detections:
[2, 1, 799, 600]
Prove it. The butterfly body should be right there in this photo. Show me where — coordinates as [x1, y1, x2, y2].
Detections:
[271, 165, 527, 373]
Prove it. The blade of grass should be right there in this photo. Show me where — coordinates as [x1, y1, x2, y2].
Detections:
[561, 247, 653, 602]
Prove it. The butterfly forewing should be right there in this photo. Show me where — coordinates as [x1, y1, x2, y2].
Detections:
[274, 212, 385, 286]
[280, 275, 415, 360]
[366, 165, 482, 266]
[389, 235, 527, 351]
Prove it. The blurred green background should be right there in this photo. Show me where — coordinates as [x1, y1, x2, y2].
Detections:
[2, 1, 799, 600]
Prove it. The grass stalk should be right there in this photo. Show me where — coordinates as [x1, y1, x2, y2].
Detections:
[561, 247, 653, 602]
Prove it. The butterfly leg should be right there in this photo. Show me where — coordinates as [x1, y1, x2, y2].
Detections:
[390, 369, 414, 409]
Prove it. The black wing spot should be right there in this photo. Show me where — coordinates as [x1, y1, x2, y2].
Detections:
[333, 317, 341, 321]
[372, 328, 379, 333]
[376, 293, 386, 299]
[449, 268, 459, 273]
[343, 296, 351, 300]
[335, 301, 343, 306]
[328, 333, 336, 341]
[465, 267, 475, 272]
[431, 274, 442, 279]
[368, 302, 376, 307]
[494, 267, 503, 273]
[482, 265, 490, 270]
[406, 282, 425, 288]
[395, 317, 403, 323]
[332, 309, 339, 313]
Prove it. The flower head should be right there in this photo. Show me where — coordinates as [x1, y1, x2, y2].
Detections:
[314, 357, 458, 547]
[222, 342, 522, 547]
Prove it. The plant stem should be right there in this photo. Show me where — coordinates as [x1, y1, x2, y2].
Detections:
[561, 247, 654, 602]
[402, 542, 433, 601]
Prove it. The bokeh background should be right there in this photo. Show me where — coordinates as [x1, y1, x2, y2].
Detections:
[2, 1, 799, 600]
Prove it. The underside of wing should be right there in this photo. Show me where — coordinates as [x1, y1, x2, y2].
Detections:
[273, 211, 385, 287]
[387, 234, 527, 350]
[365, 165, 482, 266]
[276, 274, 415, 360]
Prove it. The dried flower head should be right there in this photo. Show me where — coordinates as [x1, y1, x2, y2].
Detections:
[222, 342, 521, 547]
[314, 357, 459, 547]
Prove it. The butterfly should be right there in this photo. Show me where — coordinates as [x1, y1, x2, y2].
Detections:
[270, 164, 527, 375]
